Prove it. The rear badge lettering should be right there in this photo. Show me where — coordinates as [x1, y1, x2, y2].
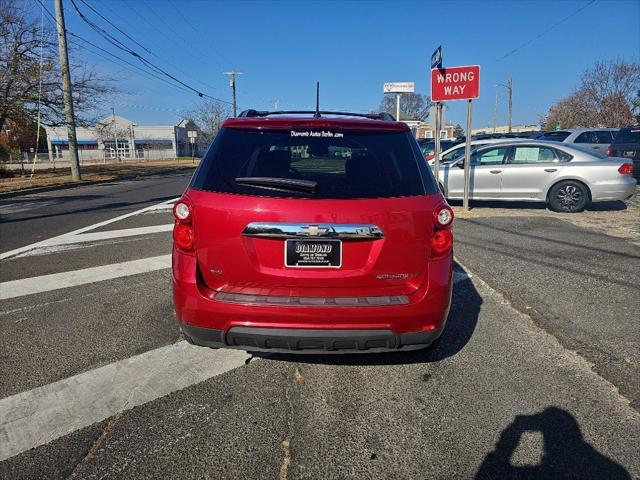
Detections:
[290, 130, 344, 138]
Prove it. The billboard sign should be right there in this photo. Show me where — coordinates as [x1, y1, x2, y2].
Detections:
[383, 82, 415, 94]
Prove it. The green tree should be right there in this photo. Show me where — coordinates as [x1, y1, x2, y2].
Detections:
[453, 124, 464, 138]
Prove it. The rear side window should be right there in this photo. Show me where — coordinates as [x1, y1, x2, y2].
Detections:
[510, 146, 557, 163]
[192, 128, 434, 198]
[613, 128, 640, 144]
[538, 131, 570, 142]
[575, 131, 597, 144]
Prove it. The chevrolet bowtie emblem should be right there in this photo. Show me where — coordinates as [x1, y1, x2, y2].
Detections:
[300, 224, 330, 236]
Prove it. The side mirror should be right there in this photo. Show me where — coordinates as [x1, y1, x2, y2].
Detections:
[456, 161, 465, 168]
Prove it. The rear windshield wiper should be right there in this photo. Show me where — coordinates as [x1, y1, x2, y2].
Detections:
[234, 177, 318, 193]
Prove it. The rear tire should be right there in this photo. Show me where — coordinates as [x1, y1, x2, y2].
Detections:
[547, 181, 588, 213]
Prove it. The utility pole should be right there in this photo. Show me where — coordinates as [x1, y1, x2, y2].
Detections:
[396, 94, 401, 121]
[54, 0, 81, 180]
[507, 75, 513, 133]
[223, 70, 243, 117]
[271, 99, 280, 110]
[112, 108, 119, 161]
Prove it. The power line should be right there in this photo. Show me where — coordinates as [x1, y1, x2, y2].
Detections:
[91, 0, 226, 93]
[77, 0, 154, 56]
[34, 0, 195, 96]
[165, 0, 231, 66]
[496, 0, 596, 61]
[68, 0, 232, 104]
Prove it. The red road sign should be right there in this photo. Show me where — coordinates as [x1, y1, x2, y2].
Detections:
[431, 65, 480, 102]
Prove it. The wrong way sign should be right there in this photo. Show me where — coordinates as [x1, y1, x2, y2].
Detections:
[431, 65, 480, 102]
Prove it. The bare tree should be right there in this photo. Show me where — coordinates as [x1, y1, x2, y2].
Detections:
[379, 93, 433, 121]
[544, 59, 640, 129]
[184, 100, 231, 144]
[0, 0, 114, 133]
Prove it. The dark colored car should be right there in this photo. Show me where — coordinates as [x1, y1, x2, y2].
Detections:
[172, 110, 455, 354]
[608, 126, 640, 179]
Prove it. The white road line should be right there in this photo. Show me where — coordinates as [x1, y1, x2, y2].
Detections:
[13, 224, 174, 258]
[0, 255, 171, 300]
[0, 341, 250, 462]
[0, 197, 179, 260]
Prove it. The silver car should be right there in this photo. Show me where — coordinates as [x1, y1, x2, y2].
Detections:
[436, 140, 637, 212]
[537, 128, 618, 155]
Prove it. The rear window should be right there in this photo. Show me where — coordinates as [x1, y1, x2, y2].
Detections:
[191, 128, 434, 199]
[613, 128, 640, 144]
[537, 131, 571, 141]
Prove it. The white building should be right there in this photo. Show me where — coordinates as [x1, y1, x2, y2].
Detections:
[471, 124, 540, 135]
[44, 116, 207, 162]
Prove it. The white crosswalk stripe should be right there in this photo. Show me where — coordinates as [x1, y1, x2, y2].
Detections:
[0, 341, 250, 461]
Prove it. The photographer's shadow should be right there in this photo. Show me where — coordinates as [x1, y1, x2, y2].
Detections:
[476, 407, 630, 479]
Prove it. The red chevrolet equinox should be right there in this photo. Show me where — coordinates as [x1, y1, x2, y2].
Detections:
[172, 110, 454, 353]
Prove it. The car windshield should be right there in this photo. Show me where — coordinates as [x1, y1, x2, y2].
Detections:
[191, 127, 436, 198]
[613, 129, 640, 144]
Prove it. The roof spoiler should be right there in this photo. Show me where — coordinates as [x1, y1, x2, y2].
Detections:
[238, 110, 397, 122]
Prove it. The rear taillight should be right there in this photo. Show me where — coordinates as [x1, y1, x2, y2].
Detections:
[618, 163, 633, 175]
[607, 146, 613, 156]
[431, 205, 454, 259]
[173, 199, 195, 254]
[431, 230, 454, 257]
[434, 206, 454, 228]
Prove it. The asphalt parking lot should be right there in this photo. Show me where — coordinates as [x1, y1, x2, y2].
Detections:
[0, 174, 638, 479]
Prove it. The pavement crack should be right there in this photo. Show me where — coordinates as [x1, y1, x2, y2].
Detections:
[66, 413, 121, 480]
[279, 367, 299, 480]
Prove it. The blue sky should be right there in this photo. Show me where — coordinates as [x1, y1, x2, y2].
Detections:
[59, 0, 640, 128]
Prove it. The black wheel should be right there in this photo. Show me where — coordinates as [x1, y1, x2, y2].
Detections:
[548, 181, 589, 213]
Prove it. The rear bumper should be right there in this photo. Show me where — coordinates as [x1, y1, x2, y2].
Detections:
[181, 323, 445, 353]
[172, 248, 453, 353]
[590, 177, 637, 202]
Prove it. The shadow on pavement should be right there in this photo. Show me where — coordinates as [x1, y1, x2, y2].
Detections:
[253, 264, 481, 366]
[476, 407, 631, 479]
[447, 199, 628, 211]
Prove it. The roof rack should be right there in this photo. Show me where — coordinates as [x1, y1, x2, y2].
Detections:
[237, 110, 397, 122]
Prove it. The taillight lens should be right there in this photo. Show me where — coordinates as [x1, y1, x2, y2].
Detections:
[431, 230, 453, 258]
[435, 206, 454, 227]
[173, 223, 194, 252]
[618, 163, 633, 175]
[173, 201, 192, 223]
[431, 205, 454, 259]
[173, 198, 194, 253]
[607, 146, 613, 157]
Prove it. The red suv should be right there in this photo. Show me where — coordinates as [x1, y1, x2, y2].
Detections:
[172, 110, 454, 353]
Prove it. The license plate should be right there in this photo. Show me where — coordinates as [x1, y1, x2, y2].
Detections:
[624, 151, 636, 157]
[285, 239, 342, 268]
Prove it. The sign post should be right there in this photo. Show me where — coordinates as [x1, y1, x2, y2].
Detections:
[430, 65, 480, 211]
[431, 47, 443, 186]
[383, 82, 415, 121]
[463, 99, 473, 210]
[187, 130, 197, 163]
